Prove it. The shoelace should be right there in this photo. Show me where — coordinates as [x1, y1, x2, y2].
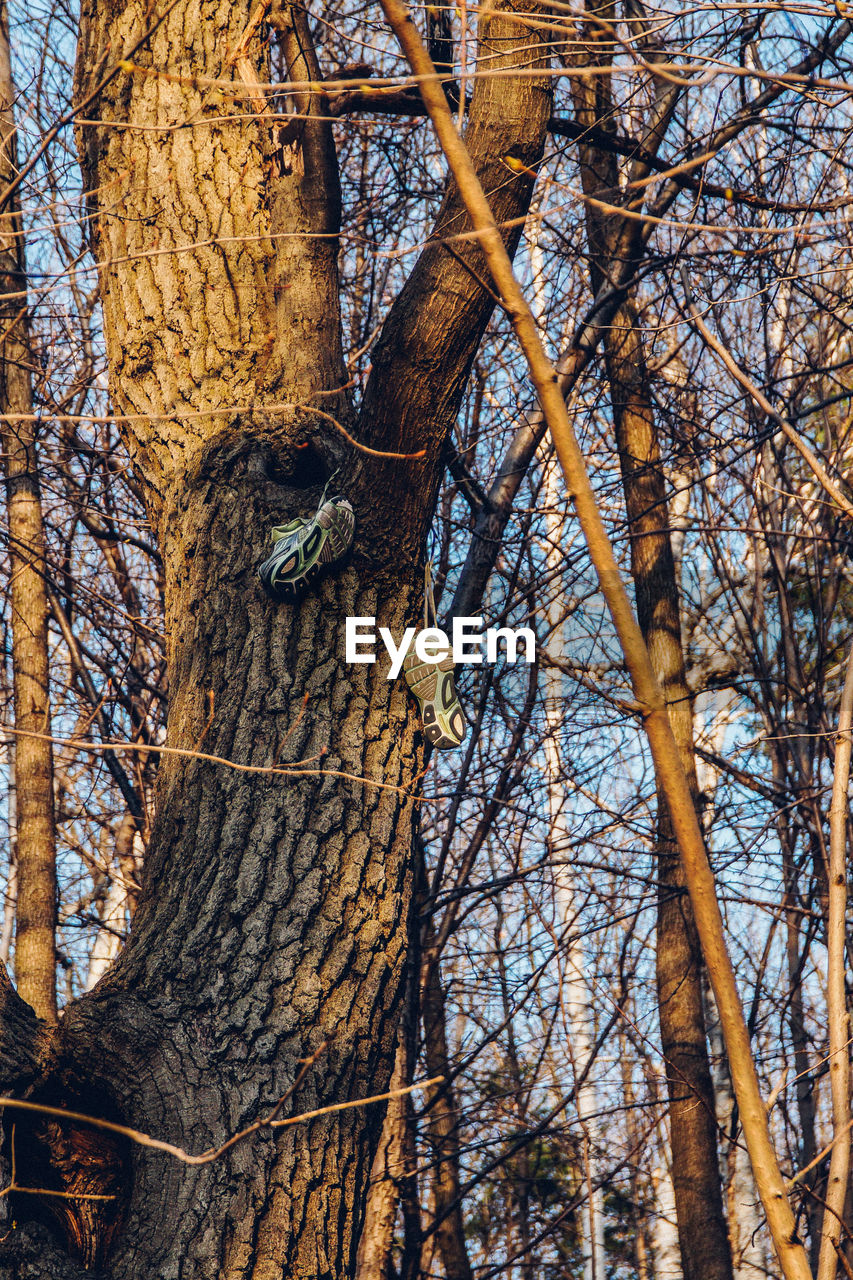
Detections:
[423, 559, 439, 632]
[318, 465, 341, 509]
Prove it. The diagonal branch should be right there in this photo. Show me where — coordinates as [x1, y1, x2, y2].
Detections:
[448, 274, 636, 621]
[0, 1072, 444, 1168]
[355, 0, 553, 554]
[679, 266, 853, 522]
[376, 5, 814, 1277]
[645, 19, 853, 224]
[451, 16, 853, 626]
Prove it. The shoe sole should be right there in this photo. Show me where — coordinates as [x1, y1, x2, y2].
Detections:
[402, 651, 466, 750]
[258, 498, 354, 601]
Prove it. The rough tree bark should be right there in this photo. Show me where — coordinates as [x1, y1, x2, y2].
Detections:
[356, 906, 421, 1280]
[0, 0, 58, 1024]
[0, 1, 551, 1276]
[355, 1039, 417, 1280]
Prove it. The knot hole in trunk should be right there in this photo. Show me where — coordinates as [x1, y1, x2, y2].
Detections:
[2, 1084, 131, 1271]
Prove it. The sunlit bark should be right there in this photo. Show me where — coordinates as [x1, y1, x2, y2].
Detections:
[0, 0, 552, 1273]
[0, 0, 57, 1023]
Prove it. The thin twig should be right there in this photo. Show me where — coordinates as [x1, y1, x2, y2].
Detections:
[834, 1243, 853, 1280]
[0, 401, 426, 461]
[192, 690, 215, 752]
[0, 0, 183, 213]
[0, 1069, 444, 1169]
[0, 1185, 117, 1203]
[0, 1125, 117, 1203]
[679, 266, 853, 523]
[2, 725, 424, 799]
[789, 1115, 853, 1188]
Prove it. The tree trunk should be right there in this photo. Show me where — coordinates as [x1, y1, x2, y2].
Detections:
[703, 973, 765, 1278]
[652, 1159, 684, 1280]
[492, 888, 535, 1280]
[0, 752, 15, 963]
[540, 454, 606, 1280]
[421, 933, 474, 1280]
[0, 0, 58, 1024]
[563, 9, 732, 1270]
[0, 1, 552, 1275]
[356, 1041, 409, 1280]
[356, 942, 421, 1280]
[693, 690, 765, 1280]
[603, 303, 733, 1280]
[85, 812, 139, 990]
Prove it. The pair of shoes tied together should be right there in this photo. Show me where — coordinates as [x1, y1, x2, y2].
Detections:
[258, 494, 355, 602]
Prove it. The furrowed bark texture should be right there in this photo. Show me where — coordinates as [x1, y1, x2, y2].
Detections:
[356, 909, 422, 1280]
[55, 2, 417, 1271]
[0, 1, 551, 1276]
[355, 1042, 410, 1280]
[355, 1014, 421, 1280]
[0, 0, 58, 1023]
[568, 14, 733, 1277]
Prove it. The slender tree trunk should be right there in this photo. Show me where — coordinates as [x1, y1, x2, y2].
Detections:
[603, 303, 733, 1280]
[356, 1041, 407, 1280]
[540, 454, 606, 1280]
[652, 1159, 684, 1280]
[491, 888, 535, 1280]
[778, 798, 821, 1269]
[559, 12, 732, 1268]
[0, 737, 16, 966]
[356, 934, 422, 1280]
[560, 20, 731, 1266]
[618, 1023, 653, 1280]
[421, 929, 474, 1280]
[693, 687, 765, 1280]
[703, 972, 765, 1278]
[816, 641, 853, 1280]
[85, 812, 138, 990]
[0, 0, 57, 1023]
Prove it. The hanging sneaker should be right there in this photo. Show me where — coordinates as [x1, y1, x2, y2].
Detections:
[402, 649, 466, 750]
[258, 495, 355, 602]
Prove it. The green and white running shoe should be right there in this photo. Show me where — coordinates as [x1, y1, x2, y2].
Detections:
[402, 650, 466, 750]
[258, 495, 355, 602]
